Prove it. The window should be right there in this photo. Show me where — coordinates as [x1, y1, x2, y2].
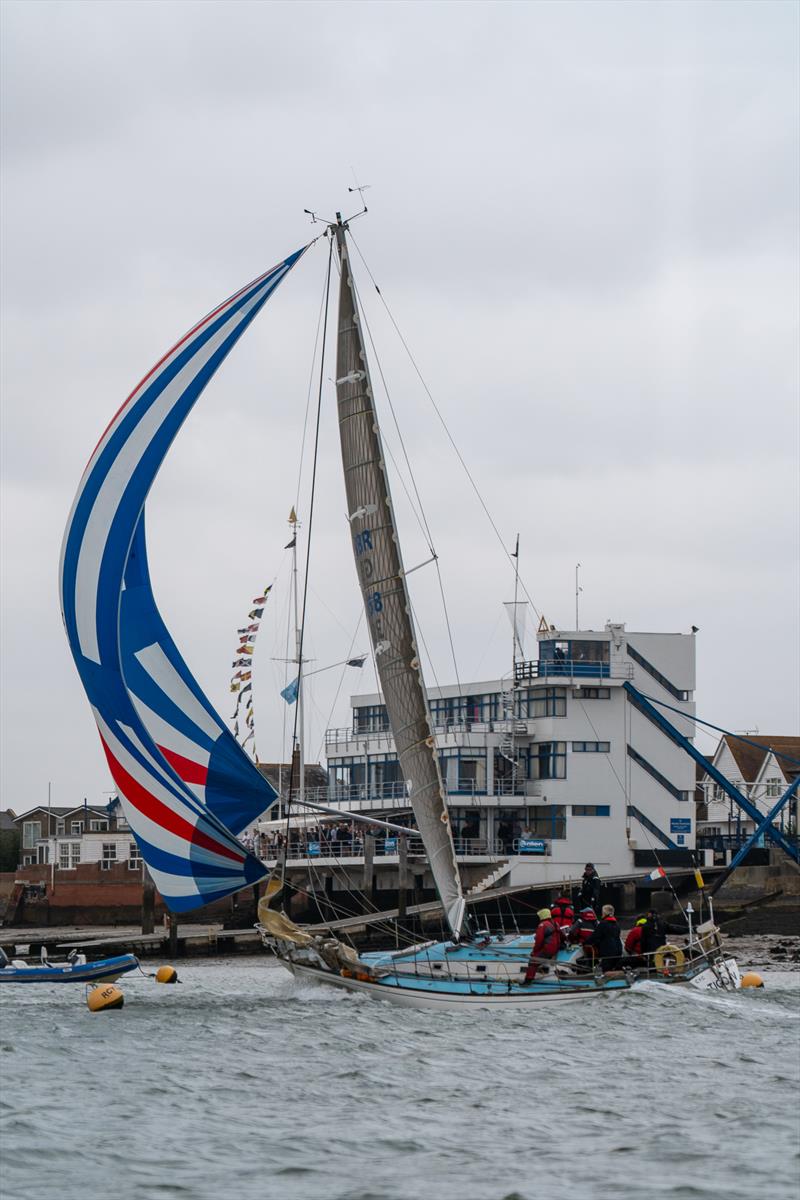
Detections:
[439, 751, 487, 794]
[23, 855, 33, 867]
[56, 820, 65, 835]
[71, 820, 84, 835]
[573, 687, 610, 700]
[527, 805, 567, 840]
[101, 843, 117, 870]
[22, 820, 41, 849]
[530, 742, 567, 780]
[521, 688, 567, 718]
[572, 805, 610, 816]
[59, 842, 81, 868]
[765, 777, 781, 798]
[572, 741, 610, 753]
[89, 819, 108, 832]
[128, 843, 142, 870]
[353, 704, 389, 733]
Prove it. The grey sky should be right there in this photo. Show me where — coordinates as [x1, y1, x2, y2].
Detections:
[1, 0, 798, 815]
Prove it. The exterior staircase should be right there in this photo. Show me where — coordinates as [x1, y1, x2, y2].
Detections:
[465, 860, 511, 897]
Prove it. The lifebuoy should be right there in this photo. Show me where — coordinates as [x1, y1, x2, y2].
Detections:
[654, 943, 686, 974]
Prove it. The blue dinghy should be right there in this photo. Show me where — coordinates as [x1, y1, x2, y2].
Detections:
[0, 948, 138, 984]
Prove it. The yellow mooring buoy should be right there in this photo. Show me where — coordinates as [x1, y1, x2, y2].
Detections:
[155, 964, 179, 984]
[741, 972, 765, 989]
[87, 983, 124, 1012]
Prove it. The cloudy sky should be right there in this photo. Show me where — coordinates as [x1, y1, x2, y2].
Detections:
[1, 0, 797, 814]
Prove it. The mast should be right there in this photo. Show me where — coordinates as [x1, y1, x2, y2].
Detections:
[330, 215, 466, 939]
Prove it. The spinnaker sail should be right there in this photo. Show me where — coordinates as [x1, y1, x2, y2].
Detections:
[59, 249, 306, 911]
[121, 516, 277, 836]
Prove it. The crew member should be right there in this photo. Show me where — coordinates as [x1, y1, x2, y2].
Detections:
[640, 909, 687, 959]
[578, 863, 602, 910]
[522, 908, 561, 984]
[587, 903, 623, 972]
[624, 918, 647, 956]
[550, 895, 575, 929]
[566, 906, 598, 946]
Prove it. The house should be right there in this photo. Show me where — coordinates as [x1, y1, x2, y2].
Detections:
[14, 800, 139, 872]
[697, 735, 800, 848]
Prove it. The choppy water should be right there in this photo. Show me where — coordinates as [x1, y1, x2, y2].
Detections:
[0, 954, 798, 1200]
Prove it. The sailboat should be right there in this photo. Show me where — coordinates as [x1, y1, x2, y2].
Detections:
[59, 214, 631, 1008]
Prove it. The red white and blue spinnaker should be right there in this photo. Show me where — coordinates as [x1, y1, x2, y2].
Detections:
[59, 248, 306, 911]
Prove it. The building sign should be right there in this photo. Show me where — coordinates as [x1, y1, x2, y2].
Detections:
[518, 839, 547, 854]
[383, 837, 397, 853]
[307, 841, 321, 856]
[670, 818, 692, 833]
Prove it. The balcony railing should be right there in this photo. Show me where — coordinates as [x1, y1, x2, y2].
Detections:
[276, 776, 537, 810]
[255, 835, 504, 863]
[515, 659, 633, 683]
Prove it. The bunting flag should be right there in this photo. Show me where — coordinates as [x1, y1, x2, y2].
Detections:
[284, 536, 296, 550]
[229, 577, 276, 754]
[280, 677, 299, 705]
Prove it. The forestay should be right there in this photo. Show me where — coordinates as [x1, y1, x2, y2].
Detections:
[331, 220, 466, 938]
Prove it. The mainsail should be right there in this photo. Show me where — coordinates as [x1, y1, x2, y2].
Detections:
[60, 250, 306, 911]
[331, 220, 466, 938]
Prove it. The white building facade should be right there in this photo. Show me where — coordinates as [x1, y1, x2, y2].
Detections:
[321, 621, 699, 886]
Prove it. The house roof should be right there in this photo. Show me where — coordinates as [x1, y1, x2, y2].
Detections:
[721, 735, 800, 783]
[14, 805, 109, 823]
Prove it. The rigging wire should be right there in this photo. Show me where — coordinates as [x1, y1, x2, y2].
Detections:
[348, 230, 544, 626]
[350, 252, 463, 698]
[281, 235, 334, 886]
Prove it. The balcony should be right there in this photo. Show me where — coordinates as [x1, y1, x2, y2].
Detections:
[257, 835, 504, 865]
[515, 659, 633, 683]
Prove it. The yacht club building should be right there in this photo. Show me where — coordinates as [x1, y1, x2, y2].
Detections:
[301, 620, 700, 889]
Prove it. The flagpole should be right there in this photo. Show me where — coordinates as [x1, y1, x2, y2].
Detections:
[290, 508, 305, 810]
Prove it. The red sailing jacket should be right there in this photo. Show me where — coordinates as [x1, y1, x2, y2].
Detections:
[550, 897, 575, 928]
[533, 918, 561, 958]
[624, 925, 643, 955]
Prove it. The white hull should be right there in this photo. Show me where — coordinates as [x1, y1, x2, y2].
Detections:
[280, 958, 623, 1010]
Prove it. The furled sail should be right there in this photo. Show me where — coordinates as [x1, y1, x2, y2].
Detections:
[121, 515, 277, 835]
[59, 249, 306, 911]
[331, 221, 466, 938]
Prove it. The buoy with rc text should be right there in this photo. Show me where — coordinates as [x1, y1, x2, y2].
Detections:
[87, 984, 124, 1012]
